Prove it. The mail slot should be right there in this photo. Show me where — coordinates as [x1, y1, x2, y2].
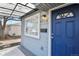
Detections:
[40, 29, 47, 32]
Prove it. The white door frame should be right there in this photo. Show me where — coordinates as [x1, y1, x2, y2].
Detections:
[48, 3, 73, 56]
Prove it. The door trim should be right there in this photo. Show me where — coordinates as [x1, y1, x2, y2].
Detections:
[48, 3, 73, 56]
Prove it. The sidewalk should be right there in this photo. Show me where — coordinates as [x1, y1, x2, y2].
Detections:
[0, 39, 35, 56]
[0, 46, 18, 55]
[0, 45, 25, 56]
[0, 39, 21, 45]
[0, 45, 35, 56]
[0, 39, 21, 49]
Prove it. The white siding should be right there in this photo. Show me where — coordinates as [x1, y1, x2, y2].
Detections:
[21, 11, 49, 56]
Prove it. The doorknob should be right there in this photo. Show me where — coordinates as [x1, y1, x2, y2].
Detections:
[51, 33, 54, 36]
[51, 36, 54, 39]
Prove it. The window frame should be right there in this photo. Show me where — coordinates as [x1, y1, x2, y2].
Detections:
[24, 13, 40, 39]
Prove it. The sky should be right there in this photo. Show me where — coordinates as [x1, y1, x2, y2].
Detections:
[6, 20, 21, 25]
[6, 16, 21, 25]
[0, 16, 21, 25]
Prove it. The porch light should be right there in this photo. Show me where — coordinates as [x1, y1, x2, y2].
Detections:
[42, 14, 48, 21]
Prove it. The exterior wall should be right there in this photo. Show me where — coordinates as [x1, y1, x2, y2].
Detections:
[8, 24, 21, 36]
[21, 11, 49, 56]
[0, 24, 21, 37]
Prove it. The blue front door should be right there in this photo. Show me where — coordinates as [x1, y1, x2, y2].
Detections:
[51, 4, 79, 56]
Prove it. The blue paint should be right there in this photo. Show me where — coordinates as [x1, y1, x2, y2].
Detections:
[51, 4, 79, 56]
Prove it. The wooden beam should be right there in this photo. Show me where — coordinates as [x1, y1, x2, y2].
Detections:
[9, 3, 18, 17]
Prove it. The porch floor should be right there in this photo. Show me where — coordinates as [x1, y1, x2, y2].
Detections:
[0, 45, 35, 56]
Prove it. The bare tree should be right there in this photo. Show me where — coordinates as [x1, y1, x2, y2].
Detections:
[0, 16, 8, 40]
[0, 16, 21, 40]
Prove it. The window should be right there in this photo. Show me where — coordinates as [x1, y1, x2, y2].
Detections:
[24, 13, 40, 39]
[56, 12, 74, 19]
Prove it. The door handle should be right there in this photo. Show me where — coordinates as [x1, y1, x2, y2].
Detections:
[51, 36, 54, 39]
[51, 33, 54, 36]
[51, 33, 54, 39]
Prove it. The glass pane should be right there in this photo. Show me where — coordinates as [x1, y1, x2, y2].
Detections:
[0, 8, 12, 14]
[0, 3, 15, 9]
[56, 12, 74, 19]
[27, 3, 36, 8]
[13, 11, 25, 16]
[0, 12, 10, 16]
[15, 4, 32, 13]
[10, 15, 19, 17]
[25, 13, 40, 38]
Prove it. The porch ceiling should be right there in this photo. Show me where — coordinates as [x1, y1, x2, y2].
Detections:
[0, 3, 36, 21]
[33, 3, 65, 11]
[0, 3, 67, 21]
[21, 3, 65, 18]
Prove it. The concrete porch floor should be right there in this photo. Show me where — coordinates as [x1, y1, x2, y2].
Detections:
[0, 45, 35, 56]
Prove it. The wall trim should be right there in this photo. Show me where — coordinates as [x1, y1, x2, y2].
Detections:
[48, 3, 73, 56]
